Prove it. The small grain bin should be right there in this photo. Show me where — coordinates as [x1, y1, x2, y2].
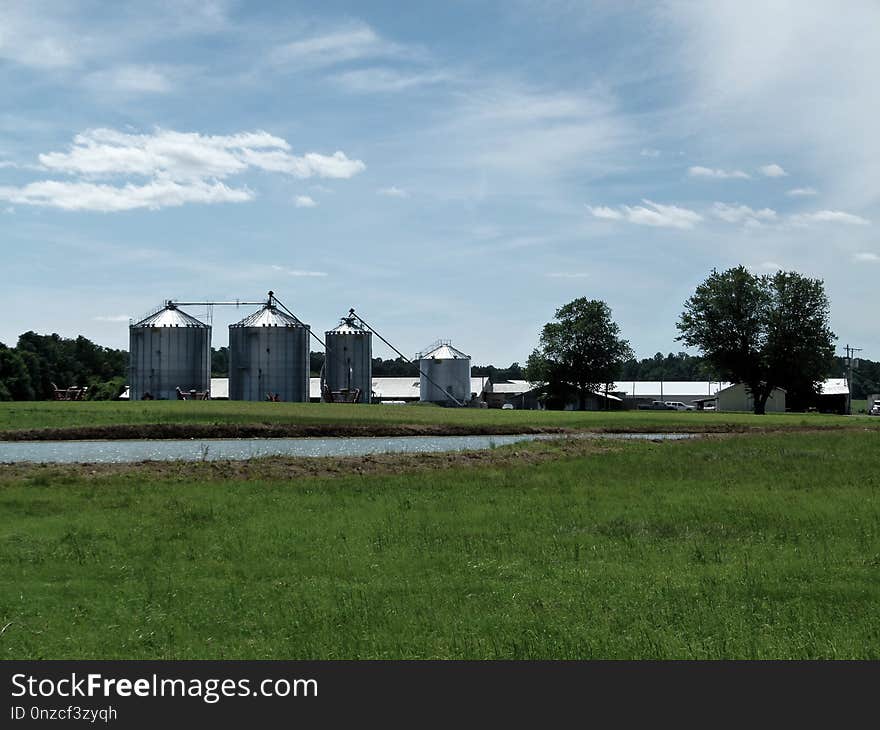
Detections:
[418, 341, 471, 405]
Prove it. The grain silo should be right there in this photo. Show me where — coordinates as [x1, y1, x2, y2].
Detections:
[323, 311, 372, 403]
[418, 341, 471, 405]
[228, 297, 310, 402]
[129, 303, 211, 400]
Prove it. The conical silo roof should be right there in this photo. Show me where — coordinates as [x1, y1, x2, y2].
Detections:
[420, 342, 469, 360]
[231, 304, 303, 328]
[133, 304, 208, 328]
[327, 315, 369, 335]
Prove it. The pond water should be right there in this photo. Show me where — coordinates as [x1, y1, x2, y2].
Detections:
[0, 432, 695, 464]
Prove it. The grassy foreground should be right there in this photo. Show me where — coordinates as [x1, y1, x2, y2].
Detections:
[1, 400, 878, 436]
[2, 430, 879, 659]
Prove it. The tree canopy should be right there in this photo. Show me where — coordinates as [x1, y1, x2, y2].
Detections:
[0, 332, 127, 401]
[677, 266, 836, 414]
[525, 298, 633, 410]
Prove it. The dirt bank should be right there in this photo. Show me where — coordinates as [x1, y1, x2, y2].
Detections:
[0, 435, 628, 482]
[1, 419, 874, 442]
[0, 422, 576, 442]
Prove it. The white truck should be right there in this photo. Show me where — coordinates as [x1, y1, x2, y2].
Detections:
[664, 401, 695, 411]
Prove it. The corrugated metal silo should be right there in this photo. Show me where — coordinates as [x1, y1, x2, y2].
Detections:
[129, 304, 212, 400]
[418, 341, 472, 405]
[324, 312, 372, 403]
[228, 301, 310, 402]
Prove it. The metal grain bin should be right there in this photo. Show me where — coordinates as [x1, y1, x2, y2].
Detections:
[418, 341, 471, 405]
[324, 312, 372, 403]
[228, 303, 310, 402]
[129, 304, 211, 400]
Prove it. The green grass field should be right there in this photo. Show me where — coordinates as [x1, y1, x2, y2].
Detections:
[1, 400, 877, 435]
[2, 430, 878, 659]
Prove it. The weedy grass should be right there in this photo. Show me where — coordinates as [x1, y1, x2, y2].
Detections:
[1, 400, 878, 436]
[1, 431, 878, 659]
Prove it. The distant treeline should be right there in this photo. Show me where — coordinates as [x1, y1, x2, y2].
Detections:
[620, 352, 712, 381]
[619, 351, 879, 399]
[2, 335, 877, 401]
[0, 332, 127, 401]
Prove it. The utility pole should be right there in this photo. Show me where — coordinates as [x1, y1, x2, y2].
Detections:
[844, 344, 862, 415]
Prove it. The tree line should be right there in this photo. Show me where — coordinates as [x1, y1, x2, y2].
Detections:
[525, 266, 873, 414]
[2, 266, 877, 409]
[0, 332, 127, 401]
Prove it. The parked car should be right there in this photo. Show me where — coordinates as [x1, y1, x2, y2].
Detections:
[501, 403, 515, 410]
[637, 400, 677, 410]
[664, 401, 695, 411]
[870, 403, 880, 416]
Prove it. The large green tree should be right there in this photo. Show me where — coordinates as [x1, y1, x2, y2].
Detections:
[525, 298, 633, 410]
[677, 266, 836, 414]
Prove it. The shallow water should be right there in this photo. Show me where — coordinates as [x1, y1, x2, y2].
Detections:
[0, 432, 695, 464]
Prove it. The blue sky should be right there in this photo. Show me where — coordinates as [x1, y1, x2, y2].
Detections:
[2, 1, 878, 365]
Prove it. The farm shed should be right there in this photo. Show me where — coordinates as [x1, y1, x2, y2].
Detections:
[715, 383, 786, 413]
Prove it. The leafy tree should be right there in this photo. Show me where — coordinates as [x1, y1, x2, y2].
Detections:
[472, 362, 525, 381]
[525, 298, 633, 410]
[211, 346, 229, 377]
[830, 355, 880, 400]
[0, 344, 35, 401]
[0, 332, 127, 400]
[677, 266, 836, 414]
[619, 351, 712, 381]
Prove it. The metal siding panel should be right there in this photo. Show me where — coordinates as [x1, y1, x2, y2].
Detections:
[325, 331, 372, 402]
[228, 320, 310, 402]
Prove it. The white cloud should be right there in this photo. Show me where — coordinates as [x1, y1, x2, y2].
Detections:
[37, 128, 365, 181]
[587, 205, 623, 220]
[854, 252, 880, 263]
[688, 165, 750, 179]
[754, 261, 783, 271]
[786, 187, 818, 197]
[0, 128, 365, 211]
[269, 24, 409, 69]
[759, 163, 788, 177]
[545, 272, 589, 278]
[294, 195, 317, 208]
[93, 314, 132, 322]
[588, 200, 702, 229]
[0, 5, 79, 68]
[377, 186, 408, 198]
[85, 65, 173, 94]
[640, 148, 661, 157]
[790, 210, 870, 226]
[332, 67, 449, 93]
[435, 85, 635, 180]
[271, 265, 328, 277]
[667, 3, 880, 208]
[711, 202, 777, 225]
[0, 179, 252, 212]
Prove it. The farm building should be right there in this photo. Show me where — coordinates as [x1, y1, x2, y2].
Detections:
[508, 383, 623, 411]
[715, 383, 786, 413]
[117, 375, 853, 413]
[483, 380, 536, 408]
[609, 381, 730, 408]
[309, 376, 489, 403]
[815, 378, 849, 414]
